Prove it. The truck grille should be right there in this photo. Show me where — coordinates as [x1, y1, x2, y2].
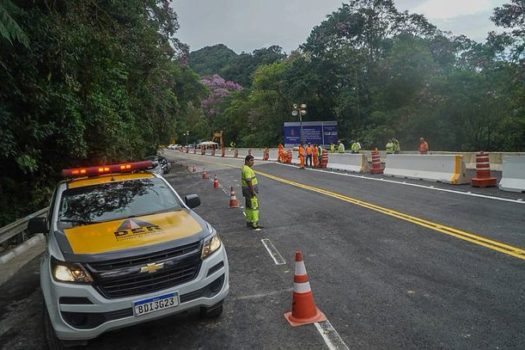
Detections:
[86, 241, 202, 299]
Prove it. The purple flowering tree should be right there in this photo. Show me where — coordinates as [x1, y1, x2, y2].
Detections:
[201, 74, 242, 118]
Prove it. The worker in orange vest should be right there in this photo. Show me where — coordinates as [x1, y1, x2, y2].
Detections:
[419, 137, 429, 154]
[298, 143, 305, 169]
[305, 143, 313, 167]
[312, 144, 319, 168]
[278, 143, 284, 162]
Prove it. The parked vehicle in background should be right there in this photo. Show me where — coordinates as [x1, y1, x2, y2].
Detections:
[197, 141, 219, 150]
[145, 155, 172, 174]
[167, 144, 181, 150]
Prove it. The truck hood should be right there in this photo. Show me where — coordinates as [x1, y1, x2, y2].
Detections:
[60, 210, 205, 256]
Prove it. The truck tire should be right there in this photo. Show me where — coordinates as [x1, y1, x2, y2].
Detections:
[43, 302, 85, 349]
[43, 303, 66, 350]
[199, 301, 223, 319]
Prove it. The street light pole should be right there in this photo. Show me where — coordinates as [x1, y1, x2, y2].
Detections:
[292, 104, 307, 145]
[184, 131, 189, 146]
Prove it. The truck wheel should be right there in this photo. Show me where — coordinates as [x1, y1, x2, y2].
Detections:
[43, 302, 86, 349]
[43, 303, 65, 350]
[199, 301, 223, 319]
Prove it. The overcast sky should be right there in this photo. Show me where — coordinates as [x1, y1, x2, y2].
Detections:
[173, 0, 508, 54]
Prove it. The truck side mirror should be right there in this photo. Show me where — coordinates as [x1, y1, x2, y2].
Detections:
[184, 194, 201, 209]
[28, 217, 48, 234]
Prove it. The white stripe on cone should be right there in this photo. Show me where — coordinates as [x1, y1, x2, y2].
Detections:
[295, 260, 307, 276]
[294, 281, 312, 294]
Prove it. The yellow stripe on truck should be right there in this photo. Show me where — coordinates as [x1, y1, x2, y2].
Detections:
[64, 211, 202, 255]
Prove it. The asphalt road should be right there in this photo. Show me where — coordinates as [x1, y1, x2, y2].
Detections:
[1, 151, 524, 349]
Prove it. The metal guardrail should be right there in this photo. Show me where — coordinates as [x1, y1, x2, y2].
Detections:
[0, 208, 48, 249]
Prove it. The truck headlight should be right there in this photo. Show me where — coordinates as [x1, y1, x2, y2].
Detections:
[51, 257, 93, 283]
[201, 233, 222, 260]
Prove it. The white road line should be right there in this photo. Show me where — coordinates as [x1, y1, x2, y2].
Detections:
[261, 239, 286, 265]
[315, 320, 350, 350]
[274, 163, 524, 205]
[234, 288, 293, 300]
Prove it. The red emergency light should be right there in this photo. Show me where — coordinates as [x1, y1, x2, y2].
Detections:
[61, 160, 153, 178]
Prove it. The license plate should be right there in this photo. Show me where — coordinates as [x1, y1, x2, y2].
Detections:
[133, 292, 178, 317]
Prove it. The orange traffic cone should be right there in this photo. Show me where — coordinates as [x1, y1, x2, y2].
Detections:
[370, 148, 383, 174]
[229, 186, 239, 208]
[471, 151, 496, 187]
[213, 175, 219, 189]
[284, 250, 326, 326]
[202, 169, 208, 179]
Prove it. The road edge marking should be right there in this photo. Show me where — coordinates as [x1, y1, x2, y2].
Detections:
[261, 238, 286, 265]
[315, 320, 350, 350]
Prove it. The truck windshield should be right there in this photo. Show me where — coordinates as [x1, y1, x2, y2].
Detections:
[57, 178, 182, 228]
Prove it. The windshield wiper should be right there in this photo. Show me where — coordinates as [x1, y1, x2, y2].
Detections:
[128, 207, 181, 218]
[59, 219, 98, 225]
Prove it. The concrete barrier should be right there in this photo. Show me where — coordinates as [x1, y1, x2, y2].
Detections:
[326, 153, 369, 173]
[499, 156, 525, 192]
[384, 154, 470, 184]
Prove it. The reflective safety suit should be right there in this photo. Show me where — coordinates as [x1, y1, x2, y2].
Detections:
[393, 139, 401, 153]
[351, 142, 361, 153]
[386, 141, 394, 154]
[298, 145, 305, 168]
[306, 145, 313, 167]
[338, 143, 345, 153]
[313, 146, 319, 167]
[242, 165, 259, 227]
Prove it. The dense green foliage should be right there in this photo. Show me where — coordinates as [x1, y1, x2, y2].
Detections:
[188, 44, 237, 76]
[190, 44, 286, 87]
[0, 0, 204, 225]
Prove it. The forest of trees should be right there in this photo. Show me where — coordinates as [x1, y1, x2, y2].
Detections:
[0, 0, 205, 224]
[0, 0, 524, 225]
[188, 1, 524, 153]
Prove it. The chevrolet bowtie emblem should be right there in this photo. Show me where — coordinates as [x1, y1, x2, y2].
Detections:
[140, 262, 164, 274]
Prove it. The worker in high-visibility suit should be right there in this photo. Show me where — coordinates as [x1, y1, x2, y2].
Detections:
[242, 155, 262, 230]
[337, 141, 345, 153]
[278, 143, 284, 162]
[330, 143, 335, 153]
[298, 144, 305, 169]
[392, 138, 401, 153]
[313, 144, 319, 168]
[351, 141, 361, 153]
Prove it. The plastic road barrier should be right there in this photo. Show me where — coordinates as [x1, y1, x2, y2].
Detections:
[384, 154, 469, 184]
[327, 153, 368, 173]
[498, 156, 525, 192]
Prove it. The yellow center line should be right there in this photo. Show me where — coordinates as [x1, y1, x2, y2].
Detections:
[177, 154, 525, 261]
[255, 170, 525, 261]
